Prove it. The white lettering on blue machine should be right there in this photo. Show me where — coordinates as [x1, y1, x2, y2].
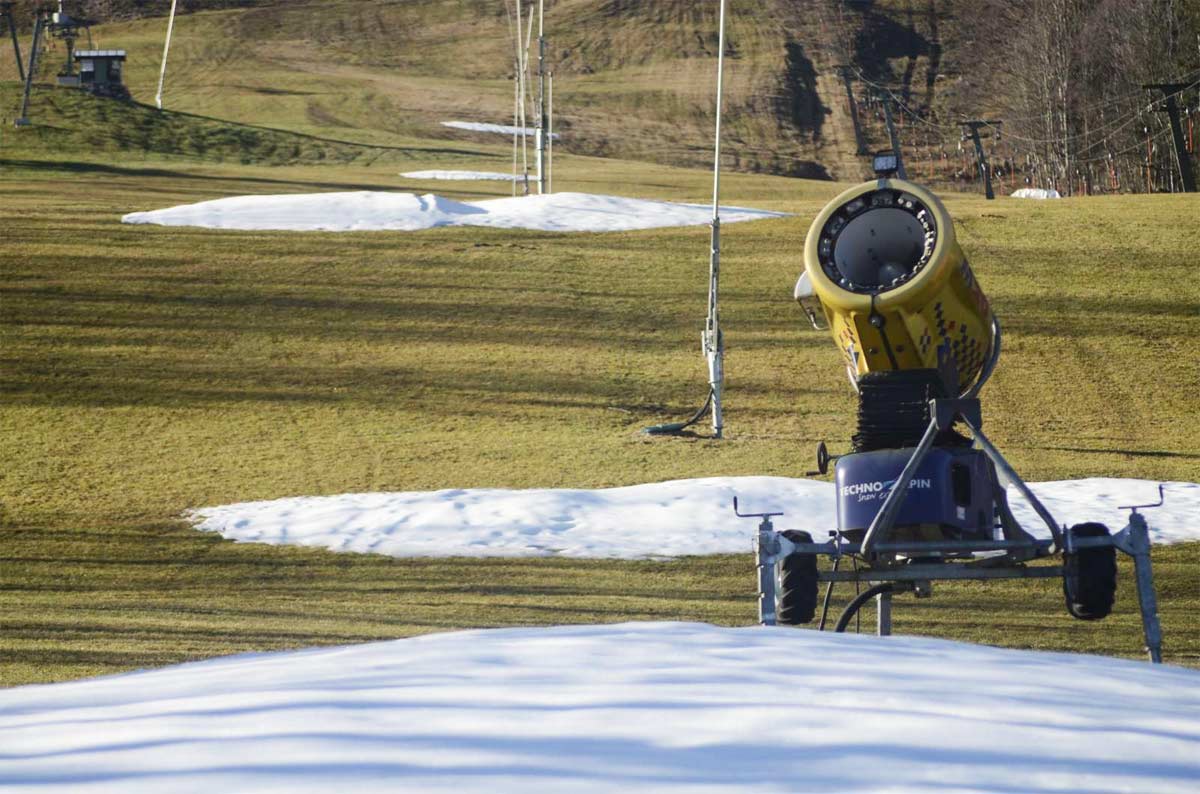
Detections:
[840, 478, 933, 498]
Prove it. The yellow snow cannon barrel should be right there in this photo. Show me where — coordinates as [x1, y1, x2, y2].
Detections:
[795, 178, 998, 396]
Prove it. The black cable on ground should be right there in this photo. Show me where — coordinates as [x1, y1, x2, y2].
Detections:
[834, 582, 897, 633]
[643, 389, 713, 435]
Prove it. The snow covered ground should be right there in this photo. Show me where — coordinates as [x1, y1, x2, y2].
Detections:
[2, 622, 1198, 794]
[121, 191, 785, 233]
[190, 477, 1200, 559]
[1012, 187, 1063, 199]
[442, 120, 560, 138]
[401, 170, 517, 181]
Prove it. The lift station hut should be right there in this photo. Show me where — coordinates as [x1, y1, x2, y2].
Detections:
[69, 49, 128, 99]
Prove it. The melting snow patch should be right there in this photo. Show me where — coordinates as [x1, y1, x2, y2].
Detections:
[401, 170, 518, 181]
[121, 191, 786, 232]
[189, 476, 1200, 559]
[1, 622, 1198, 793]
[442, 119, 560, 138]
[1012, 187, 1063, 199]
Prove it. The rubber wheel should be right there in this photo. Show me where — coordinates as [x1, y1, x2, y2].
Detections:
[776, 530, 819, 625]
[1062, 522, 1117, 621]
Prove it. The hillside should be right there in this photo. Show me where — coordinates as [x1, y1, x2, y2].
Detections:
[0, 0, 887, 180]
[4, 2, 1195, 188]
[0, 82, 496, 167]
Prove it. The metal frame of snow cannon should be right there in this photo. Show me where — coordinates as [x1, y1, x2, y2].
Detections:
[740, 449, 1166, 663]
[760, 172, 1165, 662]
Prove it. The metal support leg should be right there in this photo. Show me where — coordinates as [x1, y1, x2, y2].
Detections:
[16, 16, 42, 127]
[963, 418, 1064, 549]
[876, 592, 892, 636]
[1114, 513, 1163, 664]
[754, 518, 778, 626]
[861, 414, 940, 556]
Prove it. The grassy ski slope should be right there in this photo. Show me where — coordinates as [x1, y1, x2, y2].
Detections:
[0, 2, 1197, 687]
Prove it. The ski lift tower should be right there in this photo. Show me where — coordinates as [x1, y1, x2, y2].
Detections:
[48, 1, 93, 87]
[15, 1, 94, 126]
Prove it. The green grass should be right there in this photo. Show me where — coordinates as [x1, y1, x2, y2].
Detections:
[1, 79, 1199, 686]
[5, 528, 1196, 686]
[0, 82, 501, 167]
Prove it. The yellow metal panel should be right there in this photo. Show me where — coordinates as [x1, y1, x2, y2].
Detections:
[802, 179, 995, 393]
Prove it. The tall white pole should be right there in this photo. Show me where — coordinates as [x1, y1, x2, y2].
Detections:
[535, 0, 547, 194]
[512, 73, 520, 196]
[703, 0, 728, 438]
[547, 72, 553, 192]
[155, 0, 178, 110]
[515, 0, 530, 195]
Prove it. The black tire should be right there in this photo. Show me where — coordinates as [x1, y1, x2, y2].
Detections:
[777, 530, 819, 625]
[1063, 522, 1117, 621]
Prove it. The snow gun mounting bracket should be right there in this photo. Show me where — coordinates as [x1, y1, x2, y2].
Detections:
[745, 176, 1166, 662]
[739, 397, 1166, 664]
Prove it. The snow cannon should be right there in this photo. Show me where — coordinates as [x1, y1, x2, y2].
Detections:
[794, 179, 997, 396]
[732, 178, 1166, 664]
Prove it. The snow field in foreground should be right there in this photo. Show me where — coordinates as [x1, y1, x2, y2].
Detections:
[189, 476, 1200, 559]
[120, 191, 786, 232]
[2, 623, 1198, 794]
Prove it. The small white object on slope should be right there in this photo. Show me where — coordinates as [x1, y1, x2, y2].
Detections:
[121, 191, 786, 233]
[1012, 187, 1062, 199]
[442, 119, 560, 139]
[2, 623, 1198, 794]
[189, 476, 1200, 560]
[401, 170, 518, 181]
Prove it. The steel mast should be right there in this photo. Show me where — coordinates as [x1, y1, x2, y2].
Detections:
[703, 0, 728, 438]
[535, 0, 547, 194]
[642, 0, 728, 438]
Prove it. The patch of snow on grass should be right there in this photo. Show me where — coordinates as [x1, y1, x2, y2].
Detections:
[442, 120, 560, 138]
[121, 191, 786, 232]
[2, 622, 1198, 793]
[190, 477, 1200, 559]
[1012, 187, 1062, 199]
[401, 170, 518, 181]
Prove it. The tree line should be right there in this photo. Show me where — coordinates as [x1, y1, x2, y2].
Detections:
[955, 0, 1199, 193]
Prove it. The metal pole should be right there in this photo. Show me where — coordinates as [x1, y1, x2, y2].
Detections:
[755, 516, 778, 626]
[1124, 512, 1164, 663]
[16, 15, 43, 127]
[511, 73, 520, 196]
[2, 3, 24, 82]
[963, 121, 996, 199]
[547, 72, 553, 193]
[535, 0, 546, 194]
[1144, 83, 1196, 193]
[881, 96, 907, 179]
[514, 0, 526, 194]
[962, 417, 1063, 549]
[703, 0, 728, 439]
[876, 592, 892, 636]
[861, 414, 940, 556]
[837, 65, 868, 156]
[155, 0, 178, 110]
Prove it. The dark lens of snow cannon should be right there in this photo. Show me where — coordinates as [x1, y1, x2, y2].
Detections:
[816, 189, 937, 295]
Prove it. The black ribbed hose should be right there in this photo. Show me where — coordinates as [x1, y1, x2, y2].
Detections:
[833, 582, 897, 633]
